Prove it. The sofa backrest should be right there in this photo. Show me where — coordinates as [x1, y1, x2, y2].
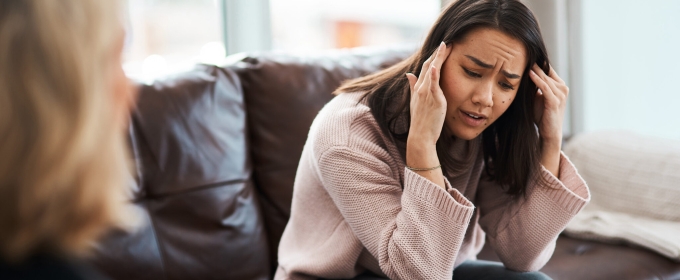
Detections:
[90, 65, 270, 280]
[88, 46, 414, 279]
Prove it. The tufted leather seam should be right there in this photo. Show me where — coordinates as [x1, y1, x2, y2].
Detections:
[128, 121, 145, 199]
[143, 179, 250, 200]
[131, 102, 163, 174]
[128, 102, 168, 279]
[146, 200, 169, 280]
[249, 166, 295, 212]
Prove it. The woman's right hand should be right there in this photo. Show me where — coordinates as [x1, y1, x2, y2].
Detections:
[404, 42, 451, 189]
[406, 42, 452, 146]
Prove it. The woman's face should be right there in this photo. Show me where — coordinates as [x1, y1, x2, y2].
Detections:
[440, 27, 527, 140]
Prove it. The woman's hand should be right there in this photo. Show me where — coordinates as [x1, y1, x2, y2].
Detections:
[406, 42, 452, 145]
[404, 42, 452, 189]
[530, 64, 568, 177]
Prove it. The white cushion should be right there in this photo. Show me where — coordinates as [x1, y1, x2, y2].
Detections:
[563, 130, 680, 260]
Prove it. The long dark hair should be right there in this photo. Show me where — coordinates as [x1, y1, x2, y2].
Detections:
[334, 0, 550, 197]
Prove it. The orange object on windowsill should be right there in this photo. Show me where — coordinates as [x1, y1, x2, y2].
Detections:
[335, 20, 364, 48]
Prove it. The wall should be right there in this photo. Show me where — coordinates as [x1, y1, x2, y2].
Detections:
[581, 0, 680, 140]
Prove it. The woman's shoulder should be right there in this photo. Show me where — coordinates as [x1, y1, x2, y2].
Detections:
[308, 91, 390, 156]
[0, 254, 109, 280]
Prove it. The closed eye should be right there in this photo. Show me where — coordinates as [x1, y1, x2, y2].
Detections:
[499, 82, 514, 90]
[463, 67, 481, 78]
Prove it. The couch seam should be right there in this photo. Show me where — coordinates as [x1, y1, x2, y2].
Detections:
[128, 122, 144, 190]
[131, 110, 168, 279]
[146, 199, 169, 280]
[144, 178, 249, 199]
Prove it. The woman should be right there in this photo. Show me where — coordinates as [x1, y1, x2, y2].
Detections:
[0, 0, 134, 279]
[276, 0, 589, 279]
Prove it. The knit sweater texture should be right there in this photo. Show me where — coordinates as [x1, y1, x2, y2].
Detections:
[275, 92, 590, 280]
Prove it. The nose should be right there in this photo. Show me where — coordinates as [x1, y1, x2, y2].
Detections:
[471, 81, 494, 108]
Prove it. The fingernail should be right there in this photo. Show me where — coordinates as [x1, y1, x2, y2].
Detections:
[440, 41, 446, 49]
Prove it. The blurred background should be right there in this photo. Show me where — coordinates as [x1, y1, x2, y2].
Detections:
[123, 0, 680, 141]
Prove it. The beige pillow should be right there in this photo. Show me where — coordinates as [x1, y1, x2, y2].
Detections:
[563, 130, 680, 260]
[564, 130, 680, 221]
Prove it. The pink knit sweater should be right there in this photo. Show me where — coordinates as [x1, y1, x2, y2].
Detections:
[275, 92, 590, 280]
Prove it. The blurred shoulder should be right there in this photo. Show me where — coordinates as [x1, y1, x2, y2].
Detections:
[0, 254, 109, 280]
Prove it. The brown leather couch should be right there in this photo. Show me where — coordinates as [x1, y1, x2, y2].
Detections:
[88, 46, 680, 280]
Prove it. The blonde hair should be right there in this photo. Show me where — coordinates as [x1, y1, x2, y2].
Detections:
[0, 0, 132, 262]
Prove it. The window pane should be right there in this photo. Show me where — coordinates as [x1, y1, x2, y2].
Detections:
[124, 0, 224, 81]
[269, 0, 440, 51]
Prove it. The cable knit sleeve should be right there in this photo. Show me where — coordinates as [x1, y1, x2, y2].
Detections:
[476, 151, 590, 272]
[317, 145, 475, 280]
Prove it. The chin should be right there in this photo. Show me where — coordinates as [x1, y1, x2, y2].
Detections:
[449, 126, 483, 141]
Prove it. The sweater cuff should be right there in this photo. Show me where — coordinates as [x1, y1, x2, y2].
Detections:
[404, 168, 475, 224]
[536, 151, 591, 214]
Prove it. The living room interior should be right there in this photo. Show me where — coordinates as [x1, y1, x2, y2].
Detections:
[3, 0, 678, 279]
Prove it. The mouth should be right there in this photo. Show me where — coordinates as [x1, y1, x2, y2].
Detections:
[461, 109, 488, 119]
[459, 110, 487, 127]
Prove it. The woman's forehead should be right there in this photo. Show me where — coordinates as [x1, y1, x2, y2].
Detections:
[453, 28, 527, 70]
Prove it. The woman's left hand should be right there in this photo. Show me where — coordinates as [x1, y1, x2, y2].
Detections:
[529, 64, 568, 176]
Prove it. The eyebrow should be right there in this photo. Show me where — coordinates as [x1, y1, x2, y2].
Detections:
[465, 55, 521, 79]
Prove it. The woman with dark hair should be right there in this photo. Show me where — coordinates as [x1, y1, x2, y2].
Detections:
[276, 0, 589, 279]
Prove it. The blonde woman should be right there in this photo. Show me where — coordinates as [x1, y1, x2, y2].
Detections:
[0, 0, 134, 278]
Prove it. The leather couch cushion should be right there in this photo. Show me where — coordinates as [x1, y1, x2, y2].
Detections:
[90, 65, 270, 280]
[229, 46, 415, 271]
[478, 235, 680, 280]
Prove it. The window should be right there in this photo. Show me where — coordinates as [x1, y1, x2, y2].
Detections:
[124, 0, 442, 78]
[123, 0, 224, 82]
[269, 0, 441, 51]
[579, 0, 680, 140]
